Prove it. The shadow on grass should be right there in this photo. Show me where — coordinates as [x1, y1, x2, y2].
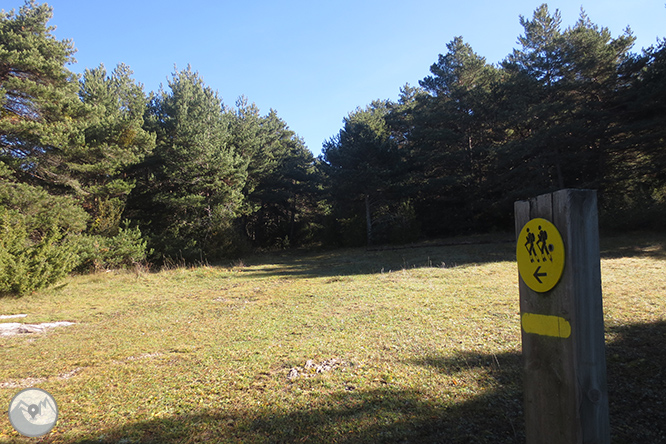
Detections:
[50, 321, 665, 444]
[68, 386, 522, 444]
[231, 232, 665, 280]
[600, 232, 666, 260]
[66, 363, 524, 444]
[239, 239, 518, 280]
[605, 320, 666, 443]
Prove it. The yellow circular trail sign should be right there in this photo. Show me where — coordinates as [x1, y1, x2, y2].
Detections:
[517, 218, 565, 292]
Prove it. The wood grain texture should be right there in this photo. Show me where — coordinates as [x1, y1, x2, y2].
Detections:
[515, 189, 610, 444]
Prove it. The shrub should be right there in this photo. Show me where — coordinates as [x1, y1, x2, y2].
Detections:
[70, 222, 151, 272]
[0, 209, 79, 296]
[0, 179, 87, 296]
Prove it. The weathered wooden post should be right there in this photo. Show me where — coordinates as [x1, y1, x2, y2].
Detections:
[515, 189, 610, 443]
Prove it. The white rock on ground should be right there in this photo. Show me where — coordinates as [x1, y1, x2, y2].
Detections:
[0, 314, 27, 319]
[0, 321, 75, 336]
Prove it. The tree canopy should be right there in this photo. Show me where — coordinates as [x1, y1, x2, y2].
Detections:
[1, 1, 665, 293]
[321, 4, 664, 242]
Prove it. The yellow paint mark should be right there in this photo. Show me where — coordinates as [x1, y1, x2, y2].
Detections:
[521, 312, 571, 338]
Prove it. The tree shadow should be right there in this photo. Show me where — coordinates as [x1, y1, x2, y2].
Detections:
[236, 237, 517, 280]
[605, 320, 666, 443]
[63, 377, 524, 444]
[600, 232, 666, 260]
[39, 320, 664, 444]
[230, 232, 665, 280]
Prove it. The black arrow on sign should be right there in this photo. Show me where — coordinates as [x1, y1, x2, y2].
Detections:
[533, 266, 547, 283]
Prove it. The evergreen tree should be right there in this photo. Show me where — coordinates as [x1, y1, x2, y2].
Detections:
[0, 0, 86, 193]
[228, 97, 270, 204]
[77, 63, 155, 235]
[603, 38, 666, 227]
[505, 4, 564, 87]
[0, 1, 90, 293]
[0, 162, 87, 295]
[498, 5, 635, 201]
[558, 12, 635, 191]
[631, 39, 666, 191]
[229, 102, 317, 248]
[410, 37, 500, 234]
[321, 100, 410, 246]
[499, 4, 567, 194]
[136, 67, 247, 261]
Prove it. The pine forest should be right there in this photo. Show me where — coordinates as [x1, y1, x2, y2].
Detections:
[2, 1, 665, 294]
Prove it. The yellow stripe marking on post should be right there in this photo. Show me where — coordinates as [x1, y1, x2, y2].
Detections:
[521, 313, 571, 338]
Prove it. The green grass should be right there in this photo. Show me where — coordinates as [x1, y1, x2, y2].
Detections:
[0, 233, 664, 443]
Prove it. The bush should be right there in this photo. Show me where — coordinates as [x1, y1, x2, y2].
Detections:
[0, 173, 150, 294]
[146, 210, 250, 264]
[0, 209, 79, 296]
[0, 178, 90, 295]
[70, 222, 151, 272]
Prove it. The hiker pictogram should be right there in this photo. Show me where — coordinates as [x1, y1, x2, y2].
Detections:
[525, 228, 537, 262]
[537, 225, 553, 262]
[525, 225, 554, 264]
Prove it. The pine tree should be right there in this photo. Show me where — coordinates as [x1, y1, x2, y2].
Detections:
[225, 99, 318, 248]
[77, 63, 155, 235]
[498, 5, 635, 198]
[322, 100, 409, 246]
[505, 4, 564, 87]
[411, 37, 500, 234]
[0, 162, 87, 295]
[558, 12, 635, 191]
[603, 38, 666, 227]
[0, 1, 92, 293]
[0, 0, 86, 192]
[138, 67, 247, 261]
[499, 4, 567, 193]
[248, 109, 316, 248]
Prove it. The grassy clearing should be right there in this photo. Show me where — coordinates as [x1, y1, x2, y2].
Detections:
[0, 233, 664, 443]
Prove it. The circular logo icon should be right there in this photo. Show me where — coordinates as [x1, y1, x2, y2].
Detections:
[517, 218, 565, 292]
[8, 388, 58, 437]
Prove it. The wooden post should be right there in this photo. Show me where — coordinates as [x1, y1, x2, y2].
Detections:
[515, 189, 610, 444]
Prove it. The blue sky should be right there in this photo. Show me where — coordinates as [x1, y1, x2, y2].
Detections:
[4, 0, 665, 156]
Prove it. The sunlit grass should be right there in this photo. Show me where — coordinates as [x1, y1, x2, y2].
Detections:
[0, 233, 664, 443]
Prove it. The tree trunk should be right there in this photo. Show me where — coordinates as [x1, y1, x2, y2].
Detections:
[289, 199, 296, 243]
[365, 194, 372, 246]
